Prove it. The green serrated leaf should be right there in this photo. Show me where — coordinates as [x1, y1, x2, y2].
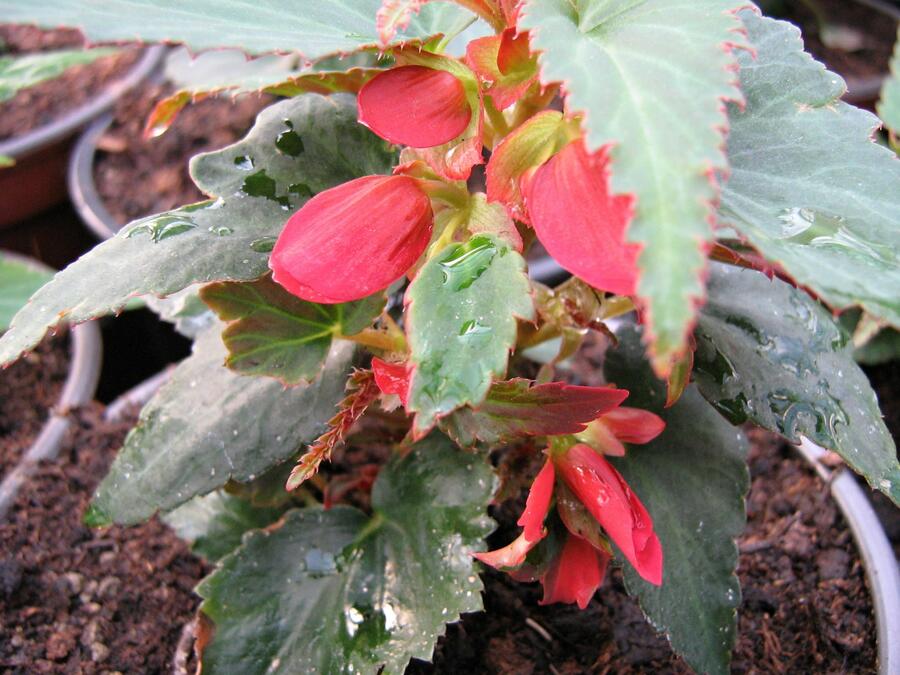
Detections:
[0, 0, 474, 59]
[196, 434, 495, 674]
[520, 0, 746, 370]
[0, 48, 117, 102]
[406, 234, 534, 434]
[0, 94, 395, 367]
[721, 11, 900, 327]
[878, 27, 900, 135]
[0, 253, 53, 333]
[604, 326, 748, 675]
[85, 330, 354, 526]
[201, 275, 384, 385]
[163, 490, 284, 562]
[694, 263, 900, 504]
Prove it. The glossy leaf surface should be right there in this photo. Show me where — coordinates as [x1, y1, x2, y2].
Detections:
[0, 95, 394, 366]
[605, 326, 749, 675]
[201, 275, 384, 385]
[0, 0, 474, 58]
[440, 379, 627, 447]
[86, 331, 354, 526]
[197, 435, 495, 674]
[721, 12, 900, 326]
[694, 264, 900, 504]
[520, 0, 746, 371]
[406, 234, 534, 435]
[163, 490, 284, 562]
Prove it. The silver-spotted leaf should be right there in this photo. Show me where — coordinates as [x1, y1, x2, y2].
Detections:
[86, 330, 354, 525]
[694, 263, 900, 504]
[721, 11, 900, 326]
[406, 234, 534, 435]
[196, 434, 496, 674]
[0, 0, 474, 58]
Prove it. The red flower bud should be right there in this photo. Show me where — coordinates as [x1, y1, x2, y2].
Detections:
[554, 444, 663, 585]
[358, 65, 472, 147]
[270, 175, 432, 303]
[372, 357, 411, 407]
[524, 140, 640, 296]
[580, 406, 666, 457]
[539, 532, 611, 609]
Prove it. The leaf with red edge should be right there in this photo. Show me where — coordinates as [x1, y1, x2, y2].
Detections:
[376, 0, 428, 45]
[358, 65, 471, 147]
[270, 174, 433, 304]
[286, 369, 381, 490]
[200, 275, 385, 385]
[485, 110, 565, 222]
[665, 341, 694, 408]
[465, 28, 538, 110]
[520, 0, 747, 375]
[525, 140, 639, 296]
[440, 378, 628, 447]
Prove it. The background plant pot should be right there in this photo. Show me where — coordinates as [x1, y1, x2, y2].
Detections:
[0, 44, 165, 230]
[796, 438, 900, 675]
[0, 256, 102, 521]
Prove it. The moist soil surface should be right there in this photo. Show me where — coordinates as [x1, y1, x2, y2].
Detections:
[0, 375, 879, 673]
[93, 85, 274, 228]
[0, 25, 141, 141]
[0, 335, 69, 480]
[0, 405, 206, 674]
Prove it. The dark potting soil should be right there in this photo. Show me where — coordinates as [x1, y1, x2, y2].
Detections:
[0, 335, 69, 480]
[0, 25, 142, 141]
[93, 84, 275, 227]
[0, 404, 207, 674]
[775, 0, 897, 85]
[0, 340, 879, 673]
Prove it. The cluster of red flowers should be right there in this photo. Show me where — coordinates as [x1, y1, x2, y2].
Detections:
[270, 20, 637, 305]
[270, 5, 662, 608]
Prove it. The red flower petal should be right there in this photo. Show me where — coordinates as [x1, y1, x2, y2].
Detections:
[540, 534, 610, 609]
[372, 357, 411, 407]
[517, 459, 555, 542]
[600, 407, 666, 445]
[485, 110, 564, 222]
[358, 65, 471, 148]
[270, 175, 432, 303]
[524, 140, 640, 296]
[474, 531, 537, 569]
[555, 444, 663, 585]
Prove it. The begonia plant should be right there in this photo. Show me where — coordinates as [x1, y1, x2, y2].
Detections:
[0, 1, 898, 673]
